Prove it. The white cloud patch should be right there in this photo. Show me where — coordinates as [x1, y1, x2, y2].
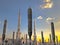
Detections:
[40, 0, 53, 9]
[44, 0, 51, 2]
[40, 2, 53, 9]
[46, 17, 55, 23]
[46, 17, 55, 21]
[37, 16, 43, 20]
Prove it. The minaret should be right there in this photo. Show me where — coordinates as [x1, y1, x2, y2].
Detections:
[49, 34, 51, 43]
[13, 32, 15, 44]
[26, 34, 27, 45]
[28, 8, 32, 45]
[41, 31, 44, 43]
[51, 22, 56, 45]
[16, 9, 21, 40]
[56, 36, 58, 45]
[2, 20, 7, 45]
[34, 19, 37, 45]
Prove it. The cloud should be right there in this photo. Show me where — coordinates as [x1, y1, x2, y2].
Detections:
[44, 0, 51, 2]
[37, 16, 43, 20]
[46, 17, 55, 23]
[40, 2, 53, 9]
[40, 0, 53, 9]
[46, 17, 55, 21]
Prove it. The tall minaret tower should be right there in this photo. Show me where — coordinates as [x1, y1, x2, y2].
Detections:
[34, 19, 37, 45]
[16, 9, 21, 40]
[51, 22, 56, 45]
[49, 34, 51, 43]
[28, 8, 32, 45]
[2, 20, 7, 45]
[41, 31, 44, 43]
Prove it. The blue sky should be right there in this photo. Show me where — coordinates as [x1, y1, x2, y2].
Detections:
[0, 0, 60, 39]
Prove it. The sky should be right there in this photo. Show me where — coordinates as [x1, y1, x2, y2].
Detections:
[0, 0, 60, 41]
